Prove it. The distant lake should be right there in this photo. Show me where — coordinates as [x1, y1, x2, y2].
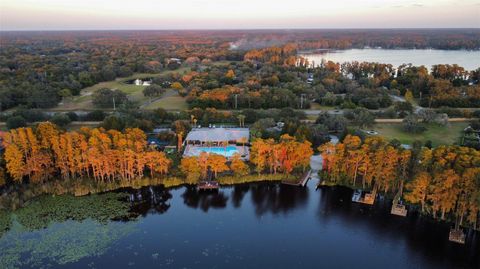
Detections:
[300, 49, 480, 71]
[1, 180, 478, 269]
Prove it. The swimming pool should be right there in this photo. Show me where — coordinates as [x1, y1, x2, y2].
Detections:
[196, 146, 239, 157]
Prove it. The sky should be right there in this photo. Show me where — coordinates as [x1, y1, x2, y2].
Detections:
[1, 0, 479, 30]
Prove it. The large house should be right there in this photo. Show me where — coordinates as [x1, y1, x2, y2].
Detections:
[183, 127, 249, 160]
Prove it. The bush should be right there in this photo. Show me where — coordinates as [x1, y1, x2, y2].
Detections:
[51, 113, 72, 127]
[83, 110, 106, 121]
[143, 85, 165, 97]
[102, 115, 126, 131]
[92, 88, 127, 108]
[66, 112, 79, 121]
[402, 114, 427, 133]
[13, 109, 48, 122]
[6, 115, 27, 129]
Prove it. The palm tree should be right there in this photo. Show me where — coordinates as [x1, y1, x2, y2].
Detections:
[237, 114, 245, 127]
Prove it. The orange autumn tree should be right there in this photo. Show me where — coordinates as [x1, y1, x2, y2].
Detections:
[230, 153, 249, 177]
[207, 153, 229, 178]
[405, 145, 480, 224]
[250, 134, 313, 175]
[1, 125, 172, 183]
[180, 156, 202, 182]
[2, 127, 53, 182]
[319, 135, 412, 194]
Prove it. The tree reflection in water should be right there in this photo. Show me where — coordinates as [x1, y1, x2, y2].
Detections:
[315, 185, 480, 268]
[128, 186, 173, 216]
[249, 183, 308, 216]
[181, 186, 228, 212]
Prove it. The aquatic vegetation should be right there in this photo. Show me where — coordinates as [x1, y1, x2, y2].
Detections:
[14, 193, 133, 230]
[0, 177, 184, 211]
[0, 211, 11, 237]
[0, 219, 136, 268]
[0, 192, 139, 268]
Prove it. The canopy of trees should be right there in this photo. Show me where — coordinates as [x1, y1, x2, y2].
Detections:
[1, 123, 171, 183]
[250, 134, 313, 174]
[320, 135, 480, 229]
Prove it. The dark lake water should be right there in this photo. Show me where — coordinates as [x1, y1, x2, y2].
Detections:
[300, 49, 480, 71]
[1, 179, 479, 269]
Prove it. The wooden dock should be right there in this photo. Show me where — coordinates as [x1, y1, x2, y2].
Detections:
[197, 181, 219, 190]
[351, 189, 375, 205]
[282, 170, 312, 187]
[391, 203, 408, 216]
[449, 228, 466, 244]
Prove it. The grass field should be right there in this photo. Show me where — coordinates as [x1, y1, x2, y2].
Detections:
[372, 122, 469, 146]
[52, 67, 190, 111]
[309, 102, 336, 110]
[143, 89, 188, 110]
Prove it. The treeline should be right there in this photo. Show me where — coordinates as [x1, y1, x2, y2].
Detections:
[405, 146, 480, 227]
[1, 29, 479, 111]
[1, 123, 171, 183]
[0, 31, 243, 110]
[319, 135, 411, 193]
[295, 29, 480, 50]
[319, 135, 480, 229]
[0, 122, 315, 187]
[244, 43, 299, 66]
[319, 62, 480, 108]
[250, 134, 313, 174]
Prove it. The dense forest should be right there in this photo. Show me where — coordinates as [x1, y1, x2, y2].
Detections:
[320, 135, 480, 229]
[1, 29, 479, 111]
[1, 29, 480, 232]
[0, 122, 311, 187]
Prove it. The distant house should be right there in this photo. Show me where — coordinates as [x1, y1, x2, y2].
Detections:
[167, 58, 182, 65]
[134, 79, 151, 86]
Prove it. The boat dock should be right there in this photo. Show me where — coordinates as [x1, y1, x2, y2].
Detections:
[351, 189, 375, 205]
[449, 228, 466, 244]
[197, 181, 219, 190]
[391, 203, 408, 216]
[282, 170, 312, 187]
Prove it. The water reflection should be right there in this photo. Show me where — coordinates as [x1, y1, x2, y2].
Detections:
[231, 184, 250, 208]
[1, 183, 478, 268]
[181, 186, 229, 212]
[316, 186, 480, 268]
[249, 183, 308, 216]
[129, 186, 172, 216]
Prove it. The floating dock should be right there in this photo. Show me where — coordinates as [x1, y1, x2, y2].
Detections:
[391, 203, 408, 216]
[197, 181, 219, 190]
[449, 228, 466, 244]
[351, 189, 375, 205]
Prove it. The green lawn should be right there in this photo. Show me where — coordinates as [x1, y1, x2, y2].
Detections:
[52, 67, 191, 111]
[372, 122, 468, 146]
[309, 102, 336, 110]
[143, 95, 188, 110]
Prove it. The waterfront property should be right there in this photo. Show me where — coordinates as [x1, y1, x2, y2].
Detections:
[183, 127, 250, 160]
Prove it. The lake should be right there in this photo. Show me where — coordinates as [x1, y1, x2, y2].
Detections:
[1, 179, 478, 269]
[300, 49, 480, 71]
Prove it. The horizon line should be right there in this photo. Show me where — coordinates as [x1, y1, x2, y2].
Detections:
[2, 27, 480, 32]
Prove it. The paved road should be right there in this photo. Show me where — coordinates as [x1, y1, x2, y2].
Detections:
[389, 94, 423, 113]
[304, 109, 344, 116]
